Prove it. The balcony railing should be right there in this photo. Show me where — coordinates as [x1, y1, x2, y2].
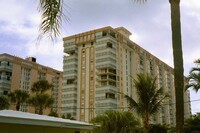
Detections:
[0, 65, 12, 71]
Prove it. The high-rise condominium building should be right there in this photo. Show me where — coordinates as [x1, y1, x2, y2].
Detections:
[62, 26, 191, 125]
[0, 53, 62, 115]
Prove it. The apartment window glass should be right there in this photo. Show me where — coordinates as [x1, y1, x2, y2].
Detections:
[107, 42, 112, 48]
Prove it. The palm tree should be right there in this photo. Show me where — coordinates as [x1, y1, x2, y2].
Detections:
[0, 95, 9, 110]
[8, 90, 29, 111]
[91, 110, 141, 133]
[29, 93, 54, 115]
[31, 79, 53, 94]
[186, 59, 200, 92]
[37, 0, 65, 42]
[30, 79, 54, 114]
[132, 0, 184, 132]
[125, 73, 168, 133]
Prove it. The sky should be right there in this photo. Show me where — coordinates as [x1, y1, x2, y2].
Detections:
[0, 0, 200, 114]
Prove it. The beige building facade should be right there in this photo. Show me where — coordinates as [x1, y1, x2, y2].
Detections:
[62, 26, 191, 125]
[0, 53, 63, 115]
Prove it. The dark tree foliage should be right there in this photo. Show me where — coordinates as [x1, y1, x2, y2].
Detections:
[184, 113, 200, 133]
[149, 124, 168, 133]
[0, 95, 9, 110]
[91, 110, 142, 133]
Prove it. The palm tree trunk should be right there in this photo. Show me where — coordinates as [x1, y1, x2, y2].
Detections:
[169, 0, 184, 133]
[16, 102, 20, 111]
[39, 106, 43, 115]
[143, 114, 150, 133]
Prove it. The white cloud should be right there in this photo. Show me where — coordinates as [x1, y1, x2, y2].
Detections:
[189, 91, 200, 114]
[0, 0, 40, 40]
[182, 0, 200, 10]
[26, 38, 63, 71]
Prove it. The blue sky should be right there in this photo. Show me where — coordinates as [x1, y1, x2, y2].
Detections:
[0, 0, 200, 114]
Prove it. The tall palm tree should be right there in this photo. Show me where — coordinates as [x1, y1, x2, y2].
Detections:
[133, 0, 184, 132]
[31, 79, 53, 94]
[91, 110, 141, 133]
[37, 0, 65, 42]
[8, 90, 29, 111]
[0, 95, 9, 110]
[186, 59, 200, 92]
[29, 93, 54, 115]
[125, 73, 168, 133]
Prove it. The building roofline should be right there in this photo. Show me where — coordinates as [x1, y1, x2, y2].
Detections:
[0, 110, 93, 130]
[63, 26, 114, 41]
[0, 53, 63, 74]
[115, 26, 132, 35]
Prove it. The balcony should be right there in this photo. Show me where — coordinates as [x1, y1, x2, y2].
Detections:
[64, 83, 77, 89]
[64, 45, 78, 54]
[96, 55, 116, 64]
[96, 77, 116, 82]
[96, 69, 116, 76]
[95, 99, 117, 108]
[95, 85, 117, 92]
[64, 74, 77, 80]
[96, 33, 117, 43]
[0, 79, 11, 89]
[0, 65, 12, 72]
[65, 54, 78, 60]
[62, 108, 77, 115]
[96, 62, 116, 69]
[62, 96, 77, 101]
[95, 45, 116, 53]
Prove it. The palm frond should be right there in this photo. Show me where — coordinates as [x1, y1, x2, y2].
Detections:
[124, 94, 139, 110]
[150, 92, 168, 115]
[194, 59, 200, 64]
[31, 79, 52, 93]
[37, 0, 66, 43]
[190, 67, 200, 73]
[187, 72, 200, 92]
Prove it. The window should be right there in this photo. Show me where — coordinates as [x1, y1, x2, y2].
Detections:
[107, 42, 112, 48]
[140, 55, 144, 65]
[67, 79, 74, 84]
[3, 91, 8, 95]
[82, 44, 85, 47]
[7, 76, 10, 80]
[103, 31, 107, 36]
[105, 93, 115, 99]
